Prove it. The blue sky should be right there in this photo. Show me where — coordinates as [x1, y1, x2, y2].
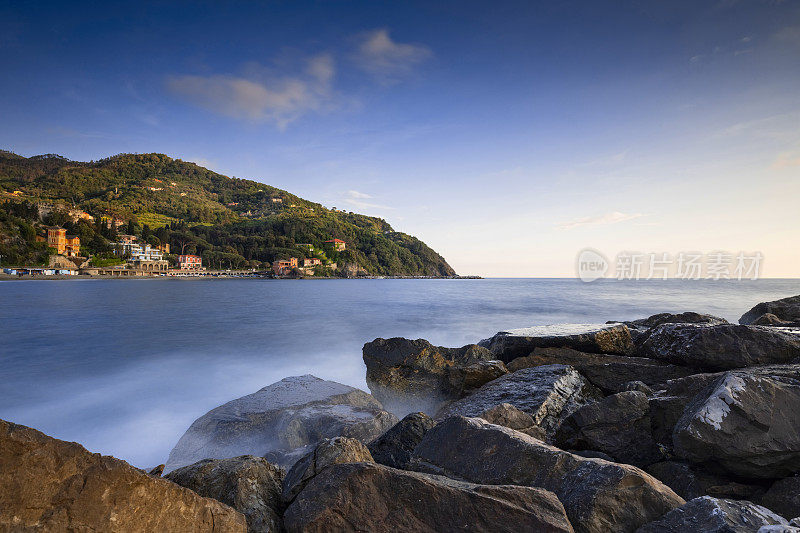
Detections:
[1, 0, 798, 276]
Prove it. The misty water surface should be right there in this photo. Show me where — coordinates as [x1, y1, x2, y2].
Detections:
[2, 277, 799, 467]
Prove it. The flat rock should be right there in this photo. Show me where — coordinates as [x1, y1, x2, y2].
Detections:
[673, 368, 800, 478]
[283, 462, 574, 533]
[638, 324, 800, 370]
[760, 477, 800, 520]
[480, 402, 545, 438]
[0, 419, 247, 532]
[740, 295, 800, 325]
[555, 391, 663, 467]
[165, 375, 397, 472]
[508, 346, 694, 394]
[436, 365, 600, 438]
[368, 412, 436, 469]
[363, 337, 496, 416]
[410, 416, 684, 533]
[282, 436, 374, 504]
[636, 496, 787, 533]
[166, 455, 283, 533]
[479, 323, 633, 362]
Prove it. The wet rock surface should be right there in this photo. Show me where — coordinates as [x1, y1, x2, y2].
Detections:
[555, 391, 663, 467]
[507, 347, 694, 394]
[368, 412, 436, 469]
[436, 365, 600, 438]
[636, 496, 788, 533]
[410, 416, 684, 533]
[282, 436, 374, 504]
[165, 375, 397, 472]
[363, 337, 496, 416]
[0, 419, 247, 532]
[760, 477, 800, 522]
[673, 369, 800, 478]
[283, 462, 575, 533]
[166, 455, 284, 533]
[638, 324, 800, 370]
[479, 323, 633, 362]
[740, 295, 800, 325]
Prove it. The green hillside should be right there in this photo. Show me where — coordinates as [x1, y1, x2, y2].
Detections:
[0, 151, 456, 276]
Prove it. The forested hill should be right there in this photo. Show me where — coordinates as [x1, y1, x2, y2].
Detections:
[0, 151, 456, 276]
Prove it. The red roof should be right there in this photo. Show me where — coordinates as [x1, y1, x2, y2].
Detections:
[324, 239, 345, 243]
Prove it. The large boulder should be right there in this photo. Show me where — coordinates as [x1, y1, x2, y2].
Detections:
[555, 391, 663, 467]
[368, 412, 436, 469]
[673, 368, 800, 478]
[165, 456, 283, 533]
[0, 419, 247, 532]
[282, 436, 374, 504]
[638, 324, 800, 370]
[760, 477, 800, 521]
[740, 295, 800, 325]
[363, 337, 497, 416]
[508, 346, 694, 394]
[645, 461, 767, 501]
[618, 312, 728, 344]
[479, 323, 633, 362]
[436, 365, 601, 438]
[410, 416, 684, 533]
[283, 462, 574, 533]
[636, 496, 788, 532]
[165, 375, 397, 472]
[648, 372, 725, 448]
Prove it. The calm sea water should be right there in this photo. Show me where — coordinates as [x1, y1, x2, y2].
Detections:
[2, 278, 799, 467]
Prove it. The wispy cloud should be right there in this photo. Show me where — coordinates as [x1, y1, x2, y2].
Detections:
[772, 151, 800, 169]
[556, 211, 644, 230]
[342, 190, 393, 210]
[166, 53, 335, 128]
[354, 29, 432, 83]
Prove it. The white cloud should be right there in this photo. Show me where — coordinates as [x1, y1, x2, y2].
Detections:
[772, 151, 800, 169]
[166, 54, 335, 128]
[354, 29, 432, 83]
[342, 189, 393, 210]
[556, 211, 644, 230]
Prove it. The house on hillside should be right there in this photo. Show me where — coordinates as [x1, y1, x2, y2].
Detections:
[302, 258, 321, 267]
[45, 227, 80, 257]
[324, 238, 346, 251]
[272, 257, 298, 276]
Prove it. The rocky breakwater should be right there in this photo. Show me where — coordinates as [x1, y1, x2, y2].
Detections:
[6, 293, 800, 532]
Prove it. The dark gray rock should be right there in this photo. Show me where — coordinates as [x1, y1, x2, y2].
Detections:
[760, 477, 800, 521]
[673, 369, 800, 478]
[480, 402, 546, 439]
[740, 295, 800, 325]
[363, 337, 496, 416]
[508, 347, 695, 394]
[165, 375, 397, 472]
[646, 461, 767, 501]
[282, 436, 373, 504]
[436, 365, 601, 438]
[639, 324, 800, 370]
[368, 412, 436, 469]
[626, 312, 729, 329]
[753, 313, 792, 326]
[480, 323, 633, 362]
[555, 391, 663, 467]
[624, 381, 654, 395]
[165, 455, 283, 533]
[410, 416, 684, 533]
[284, 462, 575, 533]
[649, 372, 724, 448]
[636, 496, 787, 533]
[571, 449, 615, 461]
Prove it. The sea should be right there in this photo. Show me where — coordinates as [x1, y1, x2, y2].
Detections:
[2, 277, 799, 468]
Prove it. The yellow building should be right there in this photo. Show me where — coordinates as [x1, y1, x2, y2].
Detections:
[47, 227, 80, 256]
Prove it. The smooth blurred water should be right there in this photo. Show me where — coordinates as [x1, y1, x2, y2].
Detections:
[2, 277, 799, 467]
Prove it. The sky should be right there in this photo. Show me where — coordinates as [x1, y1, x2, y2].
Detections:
[1, 0, 798, 277]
